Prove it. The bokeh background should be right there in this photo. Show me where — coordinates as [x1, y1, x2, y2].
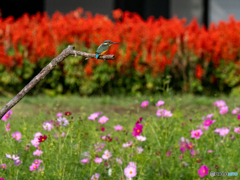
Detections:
[1, 0, 240, 97]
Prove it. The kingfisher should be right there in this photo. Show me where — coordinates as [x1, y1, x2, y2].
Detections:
[95, 40, 119, 59]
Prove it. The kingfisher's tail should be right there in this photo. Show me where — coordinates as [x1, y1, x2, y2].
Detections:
[96, 53, 99, 59]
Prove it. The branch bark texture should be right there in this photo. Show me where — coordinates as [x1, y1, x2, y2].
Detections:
[0, 45, 115, 119]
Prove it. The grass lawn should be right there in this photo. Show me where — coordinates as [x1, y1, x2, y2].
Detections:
[0, 94, 240, 179]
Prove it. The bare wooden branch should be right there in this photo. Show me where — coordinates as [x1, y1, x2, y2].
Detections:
[0, 45, 115, 119]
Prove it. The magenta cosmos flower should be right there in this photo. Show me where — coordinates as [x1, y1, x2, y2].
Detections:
[88, 112, 102, 120]
[203, 119, 215, 126]
[132, 123, 143, 137]
[191, 129, 203, 139]
[5, 123, 10, 132]
[114, 125, 123, 131]
[141, 101, 149, 108]
[238, 114, 240, 120]
[219, 106, 228, 114]
[91, 173, 100, 180]
[1, 164, 6, 169]
[1, 110, 12, 121]
[198, 165, 209, 178]
[166, 151, 171, 157]
[156, 100, 165, 107]
[12, 132, 21, 141]
[29, 163, 39, 171]
[98, 116, 109, 124]
[207, 150, 213, 153]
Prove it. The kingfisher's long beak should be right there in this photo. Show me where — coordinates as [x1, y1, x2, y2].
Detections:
[111, 42, 120, 44]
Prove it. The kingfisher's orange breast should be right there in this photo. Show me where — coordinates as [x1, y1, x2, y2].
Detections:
[99, 46, 110, 55]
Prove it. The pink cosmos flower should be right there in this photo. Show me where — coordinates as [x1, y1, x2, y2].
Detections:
[202, 113, 214, 120]
[5, 123, 10, 131]
[207, 150, 213, 153]
[186, 142, 194, 150]
[88, 112, 102, 120]
[123, 141, 132, 148]
[1, 164, 6, 169]
[116, 158, 122, 164]
[12, 132, 21, 141]
[33, 149, 43, 156]
[219, 106, 228, 114]
[132, 123, 143, 137]
[31, 138, 40, 148]
[203, 119, 215, 126]
[232, 107, 240, 114]
[213, 100, 226, 108]
[180, 142, 187, 153]
[124, 165, 137, 178]
[167, 151, 171, 157]
[34, 132, 42, 139]
[238, 114, 240, 120]
[43, 121, 54, 131]
[190, 150, 199, 157]
[136, 147, 144, 154]
[141, 100, 149, 107]
[191, 129, 203, 139]
[98, 116, 109, 124]
[94, 142, 105, 151]
[6, 154, 19, 160]
[29, 163, 39, 171]
[57, 117, 69, 127]
[114, 125, 123, 131]
[81, 159, 89, 164]
[56, 112, 63, 117]
[102, 150, 112, 160]
[1, 110, 12, 121]
[198, 165, 209, 178]
[234, 127, 240, 134]
[156, 109, 166, 117]
[33, 159, 43, 166]
[156, 100, 165, 107]
[162, 110, 173, 117]
[136, 135, 146, 141]
[94, 157, 102, 164]
[219, 128, 230, 136]
[91, 173, 100, 180]
[197, 124, 209, 131]
[14, 160, 22, 166]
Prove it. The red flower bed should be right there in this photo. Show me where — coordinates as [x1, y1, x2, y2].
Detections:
[0, 8, 240, 94]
